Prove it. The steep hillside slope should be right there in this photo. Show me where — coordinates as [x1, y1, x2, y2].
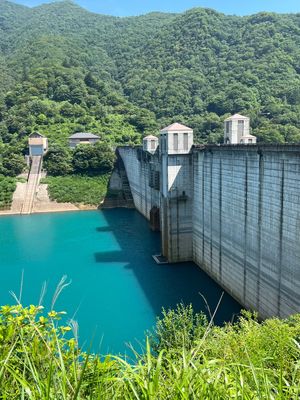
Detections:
[1, 0, 300, 147]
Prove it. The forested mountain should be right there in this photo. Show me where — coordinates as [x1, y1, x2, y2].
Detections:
[1, 0, 300, 153]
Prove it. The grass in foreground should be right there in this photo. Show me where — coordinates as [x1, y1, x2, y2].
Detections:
[0, 175, 16, 210]
[0, 304, 299, 399]
[42, 174, 110, 206]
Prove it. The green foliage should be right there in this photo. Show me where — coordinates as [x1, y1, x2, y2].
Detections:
[0, 304, 300, 399]
[0, 144, 23, 209]
[0, 304, 98, 399]
[0, 65, 146, 151]
[0, 145, 26, 177]
[43, 144, 73, 176]
[0, 175, 16, 209]
[149, 303, 208, 355]
[72, 142, 115, 174]
[0, 0, 300, 159]
[43, 174, 110, 205]
[16, 176, 27, 183]
[43, 141, 115, 197]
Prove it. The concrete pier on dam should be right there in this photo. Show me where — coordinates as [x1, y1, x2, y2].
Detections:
[118, 121, 300, 319]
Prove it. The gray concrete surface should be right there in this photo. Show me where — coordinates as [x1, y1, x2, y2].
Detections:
[119, 144, 300, 319]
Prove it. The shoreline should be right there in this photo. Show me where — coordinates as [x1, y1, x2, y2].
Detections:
[0, 205, 97, 217]
[0, 182, 99, 217]
[0, 205, 134, 217]
[0, 174, 133, 216]
[0, 202, 134, 217]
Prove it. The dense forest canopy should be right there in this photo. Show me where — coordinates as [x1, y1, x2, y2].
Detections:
[1, 0, 300, 155]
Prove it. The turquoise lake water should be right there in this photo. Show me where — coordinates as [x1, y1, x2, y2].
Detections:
[0, 209, 241, 355]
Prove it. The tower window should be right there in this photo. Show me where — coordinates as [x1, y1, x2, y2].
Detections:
[237, 120, 244, 135]
[183, 133, 188, 150]
[174, 133, 178, 150]
[225, 121, 232, 134]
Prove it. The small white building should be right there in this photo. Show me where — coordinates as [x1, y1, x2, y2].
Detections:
[143, 135, 159, 153]
[160, 123, 193, 155]
[28, 132, 48, 156]
[240, 134, 257, 144]
[69, 132, 99, 148]
[224, 114, 256, 144]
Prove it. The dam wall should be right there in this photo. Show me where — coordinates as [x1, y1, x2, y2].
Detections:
[119, 146, 193, 262]
[193, 145, 300, 319]
[118, 147, 160, 220]
[119, 144, 300, 318]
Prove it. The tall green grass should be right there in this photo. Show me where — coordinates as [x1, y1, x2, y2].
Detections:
[0, 304, 299, 399]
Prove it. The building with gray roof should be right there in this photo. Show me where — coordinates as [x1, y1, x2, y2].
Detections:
[69, 132, 100, 148]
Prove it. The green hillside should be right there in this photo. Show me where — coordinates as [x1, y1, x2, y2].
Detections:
[1, 1, 300, 152]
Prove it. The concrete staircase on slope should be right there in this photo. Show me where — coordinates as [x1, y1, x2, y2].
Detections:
[21, 156, 42, 215]
[120, 168, 134, 207]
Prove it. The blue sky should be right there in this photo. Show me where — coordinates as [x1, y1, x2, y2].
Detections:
[13, 0, 300, 17]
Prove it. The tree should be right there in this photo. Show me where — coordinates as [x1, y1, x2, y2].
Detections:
[72, 142, 115, 174]
[54, 85, 70, 101]
[0, 152, 26, 177]
[1, 3, 300, 149]
[43, 145, 73, 176]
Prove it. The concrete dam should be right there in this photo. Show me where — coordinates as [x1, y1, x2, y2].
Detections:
[118, 121, 300, 319]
